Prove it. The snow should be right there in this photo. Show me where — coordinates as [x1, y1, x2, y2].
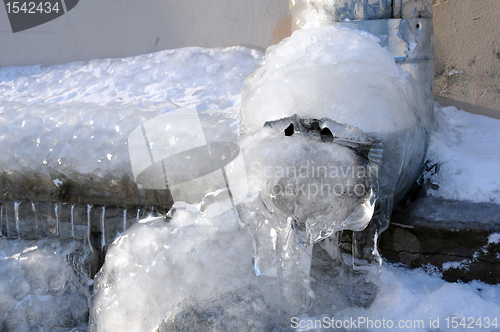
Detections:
[240, 26, 421, 135]
[0, 47, 261, 108]
[0, 47, 261, 182]
[488, 233, 500, 245]
[0, 32, 499, 331]
[363, 263, 500, 331]
[424, 104, 500, 204]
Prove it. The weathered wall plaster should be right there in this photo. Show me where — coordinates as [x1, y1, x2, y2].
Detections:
[433, 0, 500, 116]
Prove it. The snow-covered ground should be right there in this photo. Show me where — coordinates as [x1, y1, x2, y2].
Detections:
[424, 105, 500, 204]
[1, 43, 499, 331]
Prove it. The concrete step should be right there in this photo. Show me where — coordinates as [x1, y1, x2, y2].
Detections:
[380, 195, 500, 284]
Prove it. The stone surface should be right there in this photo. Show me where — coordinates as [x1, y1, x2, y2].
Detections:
[379, 195, 500, 284]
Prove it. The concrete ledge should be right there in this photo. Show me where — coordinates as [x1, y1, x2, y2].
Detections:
[379, 196, 500, 284]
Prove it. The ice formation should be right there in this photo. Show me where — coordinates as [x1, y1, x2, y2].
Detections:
[235, 24, 428, 318]
[0, 238, 92, 331]
[93, 23, 432, 327]
[0, 47, 261, 243]
[240, 25, 426, 208]
[0, 29, 499, 332]
[235, 117, 378, 319]
[90, 209, 265, 332]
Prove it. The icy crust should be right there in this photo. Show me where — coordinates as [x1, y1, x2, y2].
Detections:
[0, 47, 261, 205]
[423, 104, 500, 204]
[240, 25, 427, 204]
[237, 128, 374, 245]
[0, 238, 92, 331]
[240, 26, 420, 134]
[90, 208, 264, 332]
[0, 102, 239, 206]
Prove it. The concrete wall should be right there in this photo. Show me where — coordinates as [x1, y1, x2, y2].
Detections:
[433, 0, 500, 117]
[0, 0, 290, 67]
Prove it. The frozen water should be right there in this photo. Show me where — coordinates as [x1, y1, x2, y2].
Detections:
[289, 0, 433, 27]
[290, 0, 393, 26]
[0, 32, 499, 332]
[0, 238, 92, 331]
[90, 207, 262, 332]
[92, 211, 500, 331]
[236, 24, 428, 316]
[234, 120, 378, 319]
[240, 25, 427, 207]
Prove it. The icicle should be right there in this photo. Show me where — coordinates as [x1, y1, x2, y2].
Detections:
[55, 203, 60, 236]
[0, 202, 4, 237]
[87, 204, 94, 252]
[31, 201, 38, 238]
[122, 208, 127, 232]
[14, 201, 20, 239]
[71, 204, 75, 238]
[100, 206, 106, 250]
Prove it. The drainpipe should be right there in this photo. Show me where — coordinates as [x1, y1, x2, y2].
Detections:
[289, 0, 435, 128]
[288, 0, 435, 270]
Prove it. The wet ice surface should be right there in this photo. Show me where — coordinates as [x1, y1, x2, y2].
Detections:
[0, 41, 499, 331]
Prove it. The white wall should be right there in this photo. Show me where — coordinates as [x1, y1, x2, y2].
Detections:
[0, 0, 290, 67]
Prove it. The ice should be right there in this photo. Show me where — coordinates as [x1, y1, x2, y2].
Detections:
[240, 25, 427, 207]
[91, 206, 382, 331]
[0, 30, 499, 331]
[92, 212, 500, 331]
[93, 24, 432, 326]
[0, 238, 93, 331]
[90, 207, 267, 332]
[289, 0, 393, 26]
[235, 24, 428, 318]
